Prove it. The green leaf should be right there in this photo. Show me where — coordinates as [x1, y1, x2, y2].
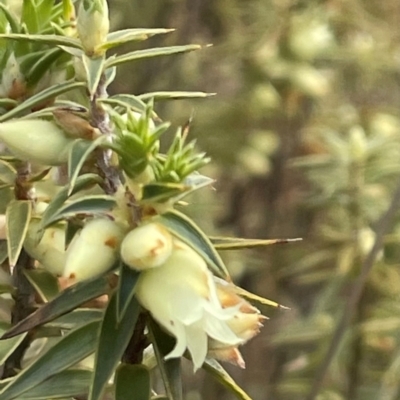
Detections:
[233, 286, 288, 309]
[141, 182, 189, 203]
[115, 364, 151, 400]
[23, 269, 59, 302]
[26, 48, 64, 87]
[0, 3, 20, 33]
[67, 136, 109, 195]
[100, 94, 147, 114]
[1, 275, 109, 339]
[155, 210, 230, 280]
[89, 292, 140, 400]
[6, 200, 32, 267]
[0, 327, 27, 366]
[0, 33, 82, 49]
[0, 81, 86, 122]
[22, 0, 39, 33]
[40, 173, 102, 230]
[203, 359, 252, 400]
[106, 45, 202, 69]
[18, 369, 92, 400]
[138, 91, 215, 102]
[45, 309, 103, 330]
[116, 263, 140, 322]
[82, 54, 106, 98]
[148, 320, 182, 400]
[101, 28, 174, 51]
[43, 194, 116, 228]
[0, 160, 16, 184]
[0, 321, 100, 400]
[210, 236, 302, 250]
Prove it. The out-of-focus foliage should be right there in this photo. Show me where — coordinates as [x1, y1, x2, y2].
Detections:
[110, 1, 400, 399]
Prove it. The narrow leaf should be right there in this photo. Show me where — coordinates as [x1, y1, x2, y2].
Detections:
[101, 28, 174, 51]
[141, 182, 189, 203]
[203, 359, 252, 400]
[43, 195, 116, 228]
[138, 91, 215, 101]
[0, 33, 81, 49]
[106, 45, 202, 69]
[18, 369, 92, 400]
[23, 269, 59, 302]
[0, 321, 100, 400]
[116, 263, 140, 322]
[100, 95, 147, 114]
[210, 236, 303, 250]
[6, 200, 32, 267]
[115, 364, 150, 400]
[82, 54, 106, 98]
[67, 136, 109, 195]
[46, 309, 103, 330]
[155, 210, 230, 280]
[234, 286, 289, 309]
[1, 275, 109, 339]
[0, 3, 20, 33]
[40, 173, 102, 230]
[89, 292, 140, 400]
[0, 331, 27, 366]
[27, 48, 64, 87]
[0, 81, 86, 122]
[148, 320, 182, 400]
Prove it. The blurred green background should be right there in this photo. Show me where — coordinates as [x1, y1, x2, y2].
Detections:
[110, 1, 400, 399]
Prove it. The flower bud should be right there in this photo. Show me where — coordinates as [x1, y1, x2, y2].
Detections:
[0, 119, 75, 165]
[63, 218, 125, 282]
[120, 222, 173, 270]
[0, 53, 26, 100]
[77, 0, 109, 56]
[24, 219, 66, 276]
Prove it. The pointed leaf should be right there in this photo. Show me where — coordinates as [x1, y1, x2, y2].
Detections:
[148, 319, 182, 400]
[0, 329, 27, 366]
[234, 286, 288, 309]
[26, 48, 64, 87]
[0, 321, 100, 400]
[40, 173, 101, 231]
[82, 54, 106, 98]
[1, 275, 109, 339]
[100, 94, 147, 114]
[46, 309, 103, 330]
[116, 263, 140, 322]
[141, 182, 189, 203]
[89, 292, 140, 400]
[155, 210, 230, 280]
[43, 195, 116, 228]
[106, 45, 202, 69]
[0, 3, 20, 33]
[23, 269, 59, 302]
[0, 81, 86, 122]
[138, 91, 215, 102]
[18, 369, 92, 400]
[67, 136, 109, 195]
[203, 359, 252, 400]
[115, 364, 150, 400]
[101, 28, 174, 51]
[0, 33, 81, 49]
[6, 200, 32, 267]
[210, 236, 302, 250]
[22, 0, 39, 33]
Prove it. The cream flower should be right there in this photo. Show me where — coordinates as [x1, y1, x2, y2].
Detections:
[135, 239, 264, 371]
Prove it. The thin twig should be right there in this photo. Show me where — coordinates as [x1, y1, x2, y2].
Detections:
[306, 178, 400, 400]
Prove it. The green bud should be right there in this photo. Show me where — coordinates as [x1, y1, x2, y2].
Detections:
[77, 0, 109, 56]
[0, 119, 75, 165]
